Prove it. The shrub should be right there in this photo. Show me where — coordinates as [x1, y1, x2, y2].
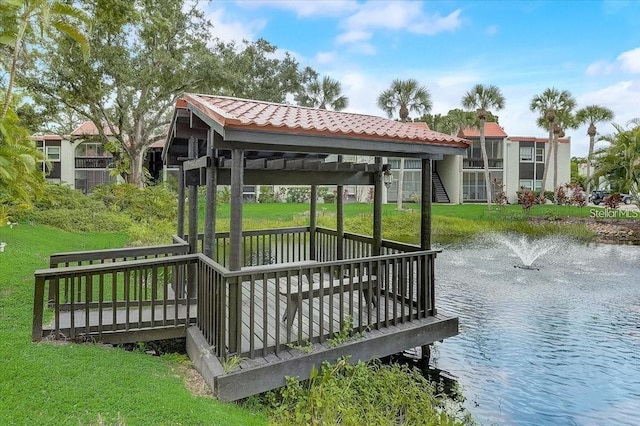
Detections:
[286, 187, 310, 203]
[518, 187, 536, 212]
[258, 186, 280, 203]
[605, 193, 622, 209]
[258, 358, 472, 425]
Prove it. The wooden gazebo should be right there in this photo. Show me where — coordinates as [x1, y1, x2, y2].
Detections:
[32, 94, 470, 401]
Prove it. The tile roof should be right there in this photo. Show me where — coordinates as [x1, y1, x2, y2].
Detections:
[181, 94, 469, 148]
[71, 121, 117, 136]
[32, 135, 63, 141]
[508, 136, 570, 144]
[459, 122, 507, 138]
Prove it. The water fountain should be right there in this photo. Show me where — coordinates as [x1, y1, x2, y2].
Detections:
[433, 237, 640, 425]
[491, 234, 559, 269]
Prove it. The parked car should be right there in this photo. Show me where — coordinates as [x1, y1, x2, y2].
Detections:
[589, 190, 632, 205]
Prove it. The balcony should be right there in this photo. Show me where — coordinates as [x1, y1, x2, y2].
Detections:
[463, 158, 503, 169]
[75, 157, 113, 169]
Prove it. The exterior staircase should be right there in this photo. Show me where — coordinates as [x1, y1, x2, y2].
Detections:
[432, 171, 450, 203]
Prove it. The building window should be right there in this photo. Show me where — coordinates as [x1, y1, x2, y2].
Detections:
[534, 180, 543, 191]
[46, 146, 60, 161]
[519, 179, 533, 190]
[76, 142, 109, 157]
[535, 147, 544, 162]
[519, 147, 533, 162]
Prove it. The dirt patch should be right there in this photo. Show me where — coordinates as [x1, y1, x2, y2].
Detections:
[527, 216, 640, 244]
[170, 363, 214, 398]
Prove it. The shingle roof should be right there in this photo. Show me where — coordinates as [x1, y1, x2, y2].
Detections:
[459, 122, 507, 138]
[182, 94, 469, 148]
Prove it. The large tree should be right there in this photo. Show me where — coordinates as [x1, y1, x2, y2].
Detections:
[0, 0, 88, 211]
[575, 105, 614, 193]
[26, 1, 311, 187]
[530, 88, 576, 196]
[377, 79, 432, 210]
[461, 84, 506, 208]
[295, 73, 349, 111]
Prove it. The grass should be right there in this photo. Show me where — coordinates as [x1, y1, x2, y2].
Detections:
[203, 202, 601, 244]
[0, 224, 266, 426]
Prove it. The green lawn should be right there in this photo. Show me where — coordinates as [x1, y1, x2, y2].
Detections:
[0, 224, 266, 426]
[205, 202, 600, 244]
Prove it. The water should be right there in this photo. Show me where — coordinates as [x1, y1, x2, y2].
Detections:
[434, 239, 640, 425]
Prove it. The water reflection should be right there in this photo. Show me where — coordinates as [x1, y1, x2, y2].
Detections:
[434, 239, 640, 425]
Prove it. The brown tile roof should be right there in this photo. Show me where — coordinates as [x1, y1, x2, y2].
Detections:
[508, 136, 570, 144]
[408, 121, 431, 130]
[32, 135, 63, 141]
[71, 121, 117, 136]
[181, 94, 469, 148]
[459, 122, 507, 138]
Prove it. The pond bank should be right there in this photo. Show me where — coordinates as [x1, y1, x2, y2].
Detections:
[528, 216, 640, 244]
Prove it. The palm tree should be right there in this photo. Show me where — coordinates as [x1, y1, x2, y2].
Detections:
[296, 75, 349, 111]
[445, 108, 479, 137]
[529, 88, 576, 197]
[377, 79, 432, 210]
[593, 119, 640, 199]
[575, 105, 614, 193]
[461, 84, 506, 208]
[0, 0, 90, 120]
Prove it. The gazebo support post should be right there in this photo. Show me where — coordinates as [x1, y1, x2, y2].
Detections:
[373, 157, 383, 256]
[309, 185, 317, 260]
[228, 148, 244, 354]
[337, 156, 344, 260]
[203, 130, 217, 259]
[177, 164, 185, 239]
[420, 157, 433, 365]
[187, 137, 198, 297]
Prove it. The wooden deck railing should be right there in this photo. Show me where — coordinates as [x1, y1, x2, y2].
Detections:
[34, 229, 438, 361]
[189, 227, 421, 267]
[196, 250, 438, 359]
[33, 254, 199, 342]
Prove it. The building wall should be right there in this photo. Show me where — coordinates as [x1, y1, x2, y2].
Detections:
[438, 154, 462, 204]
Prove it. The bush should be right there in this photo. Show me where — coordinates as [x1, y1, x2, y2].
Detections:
[258, 186, 280, 203]
[257, 358, 472, 425]
[285, 187, 310, 203]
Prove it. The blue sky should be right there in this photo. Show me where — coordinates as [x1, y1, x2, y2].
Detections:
[200, 0, 640, 157]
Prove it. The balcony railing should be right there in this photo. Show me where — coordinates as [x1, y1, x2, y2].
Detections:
[463, 158, 503, 169]
[75, 157, 114, 169]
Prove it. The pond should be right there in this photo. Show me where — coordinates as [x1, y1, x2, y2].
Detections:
[434, 237, 640, 425]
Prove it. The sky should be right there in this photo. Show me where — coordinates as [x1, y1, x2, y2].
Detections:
[198, 0, 640, 157]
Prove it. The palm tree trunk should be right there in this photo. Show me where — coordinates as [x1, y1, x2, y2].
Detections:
[540, 124, 553, 198]
[553, 132, 559, 190]
[586, 134, 595, 193]
[480, 118, 492, 208]
[397, 158, 405, 210]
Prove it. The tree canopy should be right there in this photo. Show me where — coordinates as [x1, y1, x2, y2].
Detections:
[24, 0, 315, 187]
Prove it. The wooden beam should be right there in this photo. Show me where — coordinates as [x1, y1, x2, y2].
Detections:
[337, 156, 344, 260]
[245, 159, 267, 169]
[421, 159, 432, 250]
[203, 130, 217, 259]
[187, 137, 199, 297]
[215, 169, 375, 186]
[177, 164, 185, 239]
[266, 158, 286, 169]
[228, 148, 244, 354]
[319, 162, 339, 171]
[183, 155, 210, 171]
[373, 157, 383, 256]
[310, 185, 317, 261]
[284, 159, 305, 170]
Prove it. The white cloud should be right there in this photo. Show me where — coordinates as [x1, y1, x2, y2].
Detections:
[585, 60, 616, 76]
[336, 30, 371, 45]
[205, 7, 266, 43]
[314, 51, 337, 65]
[343, 2, 462, 36]
[617, 47, 640, 74]
[237, 0, 358, 18]
[485, 25, 498, 36]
